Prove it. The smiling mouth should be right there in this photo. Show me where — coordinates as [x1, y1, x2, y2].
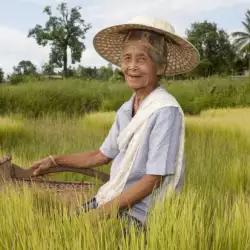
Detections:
[127, 75, 141, 79]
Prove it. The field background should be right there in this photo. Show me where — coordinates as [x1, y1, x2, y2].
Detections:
[1, 77, 250, 118]
[0, 78, 250, 249]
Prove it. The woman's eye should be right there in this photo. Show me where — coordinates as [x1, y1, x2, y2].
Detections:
[138, 56, 146, 61]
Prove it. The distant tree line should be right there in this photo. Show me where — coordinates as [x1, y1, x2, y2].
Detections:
[0, 2, 249, 84]
[0, 61, 125, 84]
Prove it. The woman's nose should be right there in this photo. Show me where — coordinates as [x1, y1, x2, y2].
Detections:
[128, 59, 138, 71]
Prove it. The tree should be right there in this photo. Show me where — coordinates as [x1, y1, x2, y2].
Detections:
[98, 64, 114, 81]
[13, 60, 37, 76]
[6, 61, 37, 85]
[232, 9, 250, 74]
[109, 68, 125, 82]
[186, 21, 236, 76]
[76, 66, 98, 79]
[0, 68, 4, 83]
[28, 2, 91, 77]
[42, 62, 56, 75]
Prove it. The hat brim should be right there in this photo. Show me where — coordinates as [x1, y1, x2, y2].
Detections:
[93, 23, 200, 76]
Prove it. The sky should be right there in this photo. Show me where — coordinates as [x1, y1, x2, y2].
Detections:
[0, 0, 249, 74]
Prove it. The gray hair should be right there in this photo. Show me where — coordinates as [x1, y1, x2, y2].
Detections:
[148, 47, 165, 67]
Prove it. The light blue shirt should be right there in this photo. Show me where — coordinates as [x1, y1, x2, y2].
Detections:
[99, 86, 184, 223]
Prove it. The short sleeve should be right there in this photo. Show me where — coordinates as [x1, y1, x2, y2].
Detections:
[99, 114, 120, 159]
[146, 107, 182, 176]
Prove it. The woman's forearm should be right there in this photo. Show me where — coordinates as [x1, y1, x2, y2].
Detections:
[53, 150, 111, 169]
[98, 174, 162, 215]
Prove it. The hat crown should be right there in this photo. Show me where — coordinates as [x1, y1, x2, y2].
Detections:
[93, 15, 200, 76]
[127, 16, 175, 34]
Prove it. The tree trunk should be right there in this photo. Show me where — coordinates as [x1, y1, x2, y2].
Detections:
[63, 48, 68, 77]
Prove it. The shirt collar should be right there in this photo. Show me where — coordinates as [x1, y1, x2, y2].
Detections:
[122, 84, 164, 114]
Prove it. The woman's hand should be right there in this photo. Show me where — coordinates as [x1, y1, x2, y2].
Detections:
[31, 156, 57, 176]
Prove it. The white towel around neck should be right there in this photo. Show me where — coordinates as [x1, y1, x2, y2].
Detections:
[95, 87, 185, 205]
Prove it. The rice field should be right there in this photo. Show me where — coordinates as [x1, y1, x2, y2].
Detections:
[0, 108, 249, 250]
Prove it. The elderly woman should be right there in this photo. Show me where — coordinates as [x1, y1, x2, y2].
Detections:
[31, 16, 199, 227]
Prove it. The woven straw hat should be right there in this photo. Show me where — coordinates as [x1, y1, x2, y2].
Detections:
[93, 16, 200, 76]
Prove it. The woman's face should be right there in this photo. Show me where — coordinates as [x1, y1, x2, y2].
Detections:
[121, 44, 158, 90]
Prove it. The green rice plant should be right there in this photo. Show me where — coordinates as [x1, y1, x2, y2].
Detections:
[0, 108, 249, 249]
[1, 77, 250, 117]
[0, 116, 31, 150]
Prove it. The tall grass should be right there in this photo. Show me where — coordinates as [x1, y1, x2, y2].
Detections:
[0, 108, 249, 249]
[1, 77, 250, 118]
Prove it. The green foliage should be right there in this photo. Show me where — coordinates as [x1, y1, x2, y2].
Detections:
[42, 62, 56, 75]
[0, 78, 250, 117]
[0, 109, 250, 249]
[186, 21, 236, 76]
[27, 2, 91, 77]
[76, 65, 98, 79]
[97, 63, 114, 81]
[7, 61, 38, 85]
[0, 116, 31, 148]
[7, 74, 24, 85]
[7, 74, 42, 85]
[13, 60, 37, 76]
[109, 68, 125, 82]
[0, 80, 102, 118]
[0, 68, 4, 83]
[232, 9, 250, 73]
[164, 77, 250, 114]
[70, 64, 125, 82]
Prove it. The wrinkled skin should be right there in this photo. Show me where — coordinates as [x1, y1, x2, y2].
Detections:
[121, 43, 159, 113]
[31, 156, 56, 176]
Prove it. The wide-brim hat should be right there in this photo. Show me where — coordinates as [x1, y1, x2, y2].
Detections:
[93, 16, 200, 76]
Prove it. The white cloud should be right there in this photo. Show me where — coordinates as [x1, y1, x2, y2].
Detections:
[79, 0, 250, 38]
[80, 48, 106, 68]
[0, 26, 50, 74]
[82, 0, 250, 22]
[156, 0, 250, 12]
[18, 0, 63, 5]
